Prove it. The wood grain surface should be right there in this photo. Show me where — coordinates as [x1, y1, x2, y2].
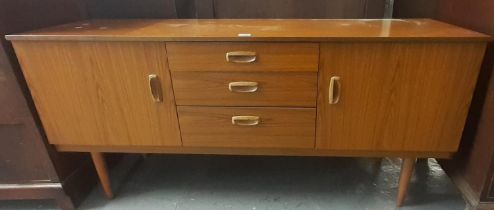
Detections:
[172, 71, 317, 107]
[5, 19, 490, 42]
[316, 42, 486, 152]
[166, 42, 319, 72]
[177, 106, 316, 148]
[55, 145, 453, 159]
[12, 41, 182, 146]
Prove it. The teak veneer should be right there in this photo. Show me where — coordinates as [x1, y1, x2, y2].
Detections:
[6, 19, 490, 207]
[6, 19, 490, 42]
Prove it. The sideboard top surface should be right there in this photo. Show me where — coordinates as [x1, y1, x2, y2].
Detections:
[5, 19, 491, 42]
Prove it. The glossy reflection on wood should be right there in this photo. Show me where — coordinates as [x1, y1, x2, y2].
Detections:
[5, 19, 490, 42]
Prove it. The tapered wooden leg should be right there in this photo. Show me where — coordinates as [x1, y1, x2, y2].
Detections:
[396, 158, 416, 207]
[90, 152, 114, 199]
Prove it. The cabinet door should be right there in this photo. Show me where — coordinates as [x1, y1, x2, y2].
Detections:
[317, 43, 485, 152]
[13, 41, 182, 146]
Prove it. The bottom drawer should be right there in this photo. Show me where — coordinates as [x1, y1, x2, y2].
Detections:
[177, 107, 316, 148]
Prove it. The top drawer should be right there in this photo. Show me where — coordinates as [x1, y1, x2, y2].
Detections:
[166, 42, 319, 72]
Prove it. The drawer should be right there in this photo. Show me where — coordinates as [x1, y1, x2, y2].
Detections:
[166, 42, 319, 72]
[177, 107, 316, 148]
[172, 72, 317, 107]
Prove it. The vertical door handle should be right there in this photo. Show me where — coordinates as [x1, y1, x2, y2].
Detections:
[226, 51, 257, 63]
[328, 76, 341, 104]
[148, 74, 163, 102]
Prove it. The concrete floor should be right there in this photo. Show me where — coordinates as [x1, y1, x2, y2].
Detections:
[0, 155, 466, 210]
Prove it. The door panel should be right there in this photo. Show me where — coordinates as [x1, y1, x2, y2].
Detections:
[12, 41, 182, 146]
[317, 43, 485, 152]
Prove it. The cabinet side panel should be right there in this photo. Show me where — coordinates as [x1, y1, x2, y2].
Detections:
[317, 42, 486, 152]
[11, 41, 182, 146]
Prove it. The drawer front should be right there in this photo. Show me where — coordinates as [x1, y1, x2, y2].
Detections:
[177, 107, 316, 148]
[172, 72, 317, 107]
[166, 42, 319, 72]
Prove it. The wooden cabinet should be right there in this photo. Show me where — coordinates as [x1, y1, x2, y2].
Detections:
[6, 19, 490, 207]
[13, 41, 181, 146]
[316, 43, 486, 152]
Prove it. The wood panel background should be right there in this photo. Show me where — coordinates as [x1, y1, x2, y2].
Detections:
[84, 0, 178, 18]
[393, 0, 437, 18]
[0, 0, 387, 23]
[0, 43, 56, 183]
[212, 0, 385, 19]
[82, 0, 386, 19]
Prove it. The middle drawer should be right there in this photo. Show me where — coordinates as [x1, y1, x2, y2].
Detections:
[172, 72, 317, 107]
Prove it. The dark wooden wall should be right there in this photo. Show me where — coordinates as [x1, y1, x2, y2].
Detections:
[85, 0, 177, 18]
[0, 42, 58, 183]
[393, 0, 436, 18]
[211, 0, 385, 18]
[82, 0, 386, 19]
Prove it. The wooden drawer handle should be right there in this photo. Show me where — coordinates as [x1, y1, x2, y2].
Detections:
[328, 76, 341, 104]
[228, 81, 259, 93]
[148, 74, 163, 102]
[231, 116, 260, 126]
[226, 51, 257, 63]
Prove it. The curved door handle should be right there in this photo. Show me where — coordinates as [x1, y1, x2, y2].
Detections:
[328, 76, 341, 104]
[148, 74, 163, 102]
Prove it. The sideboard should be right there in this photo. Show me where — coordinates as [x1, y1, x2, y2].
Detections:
[5, 19, 490, 207]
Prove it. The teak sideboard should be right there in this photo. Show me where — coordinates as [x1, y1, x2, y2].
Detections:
[5, 19, 490, 207]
